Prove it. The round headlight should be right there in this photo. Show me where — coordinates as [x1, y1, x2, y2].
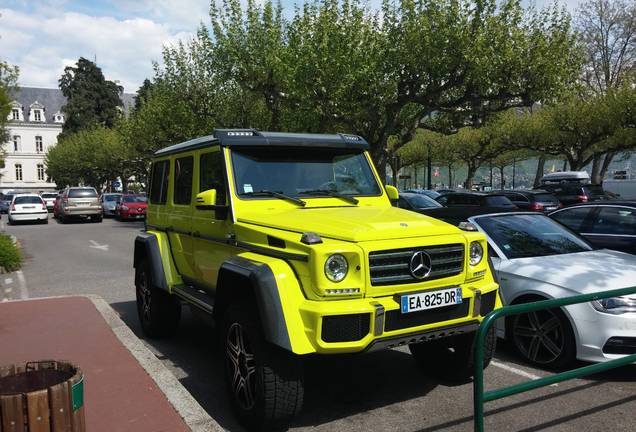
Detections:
[324, 254, 348, 282]
[469, 241, 484, 266]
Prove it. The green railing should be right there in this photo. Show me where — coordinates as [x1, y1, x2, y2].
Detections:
[473, 286, 636, 432]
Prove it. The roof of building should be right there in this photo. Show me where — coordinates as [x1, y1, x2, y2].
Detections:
[9, 86, 135, 125]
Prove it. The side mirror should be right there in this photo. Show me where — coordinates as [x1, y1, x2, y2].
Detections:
[195, 189, 229, 220]
[385, 185, 399, 201]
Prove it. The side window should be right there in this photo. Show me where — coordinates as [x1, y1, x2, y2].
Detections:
[590, 207, 636, 235]
[150, 160, 170, 204]
[513, 193, 529, 203]
[174, 156, 194, 205]
[437, 195, 448, 205]
[551, 207, 593, 231]
[199, 151, 226, 205]
[397, 197, 410, 209]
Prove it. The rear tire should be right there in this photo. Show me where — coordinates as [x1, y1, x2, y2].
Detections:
[135, 260, 181, 338]
[93, 215, 103, 223]
[223, 304, 303, 431]
[409, 327, 496, 382]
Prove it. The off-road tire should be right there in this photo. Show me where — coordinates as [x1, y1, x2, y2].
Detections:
[135, 260, 181, 338]
[223, 305, 303, 431]
[409, 327, 496, 382]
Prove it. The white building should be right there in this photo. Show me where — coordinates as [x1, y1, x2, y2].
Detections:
[1, 87, 65, 193]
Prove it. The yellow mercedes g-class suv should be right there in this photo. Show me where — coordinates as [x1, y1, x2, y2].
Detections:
[134, 129, 500, 430]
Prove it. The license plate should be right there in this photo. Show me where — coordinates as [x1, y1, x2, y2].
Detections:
[546, 206, 557, 211]
[24, 206, 35, 209]
[400, 287, 462, 314]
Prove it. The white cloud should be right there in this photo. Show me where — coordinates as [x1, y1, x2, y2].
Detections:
[112, 0, 210, 32]
[0, 8, 194, 93]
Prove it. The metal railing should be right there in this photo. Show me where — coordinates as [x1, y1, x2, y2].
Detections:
[473, 286, 636, 432]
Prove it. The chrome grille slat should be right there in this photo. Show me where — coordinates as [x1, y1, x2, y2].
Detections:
[369, 244, 465, 286]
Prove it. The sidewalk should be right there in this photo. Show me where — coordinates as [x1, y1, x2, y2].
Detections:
[0, 296, 218, 432]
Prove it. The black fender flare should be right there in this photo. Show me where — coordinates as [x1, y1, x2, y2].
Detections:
[134, 233, 168, 291]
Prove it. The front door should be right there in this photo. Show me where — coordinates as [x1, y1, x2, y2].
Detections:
[168, 155, 196, 280]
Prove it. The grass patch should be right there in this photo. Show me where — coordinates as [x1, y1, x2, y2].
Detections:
[0, 233, 21, 272]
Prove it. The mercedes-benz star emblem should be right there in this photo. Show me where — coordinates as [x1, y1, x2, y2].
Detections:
[409, 251, 432, 279]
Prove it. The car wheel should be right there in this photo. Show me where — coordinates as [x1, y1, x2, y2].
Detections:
[93, 215, 103, 223]
[42, 217, 49, 224]
[509, 307, 575, 369]
[135, 260, 181, 338]
[223, 304, 304, 431]
[409, 327, 496, 382]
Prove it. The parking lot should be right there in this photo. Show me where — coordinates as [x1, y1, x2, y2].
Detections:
[2, 214, 636, 431]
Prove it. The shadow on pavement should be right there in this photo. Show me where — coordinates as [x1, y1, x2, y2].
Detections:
[111, 300, 442, 431]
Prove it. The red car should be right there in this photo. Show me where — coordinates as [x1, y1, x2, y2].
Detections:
[116, 194, 147, 221]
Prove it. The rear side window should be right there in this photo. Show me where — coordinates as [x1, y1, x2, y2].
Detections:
[589, 207, 636, 235]
[68, 188, 97, 198]
[150, 160, 170, 204]
[484, 195, 514, 207]
[200, 151, 226, 205]
[174, 156, 194, 205]
[551, 207, 594, 231]
[15, 196, 43, 204]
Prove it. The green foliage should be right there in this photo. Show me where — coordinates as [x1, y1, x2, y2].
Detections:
[59, 57, 123, 136]
[0, 234, 21, 272]
[0, 61, 19, 163]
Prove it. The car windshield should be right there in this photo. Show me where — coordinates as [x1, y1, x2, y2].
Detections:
[231, 147, 381, 199]
[104, 195, 120, 202]
[41, 193, 57, 198]
[123, 195, 147, 203]
[475, 214, 591, 259]
[15, 196, 42, 204]
[68, 189, 97, 198]
[4, 195, 14, 202]
[403, 194, 442, 208]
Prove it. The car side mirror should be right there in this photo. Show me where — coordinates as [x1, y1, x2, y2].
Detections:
[195, 189, 229, 220]
[385, 185, 399, 202]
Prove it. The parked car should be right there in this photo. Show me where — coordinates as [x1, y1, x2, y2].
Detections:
[537, 183, 608, 206]
[100, 193, 122, 217]
[0, 194, 15, 214]
[7, 194, 48, 224]
[116, 194, 147, 220]
[58, 187, 102, 223]
[550, 202, 636, 254]
[52, 193, 63, 219]
[490, 190, 561, 213]
[435, 192, 517, 209]
[403, 189, 441, 199]
[397, 192, 442, 210]
[431, 208, 636, 368]
[40, 192, 58, 212]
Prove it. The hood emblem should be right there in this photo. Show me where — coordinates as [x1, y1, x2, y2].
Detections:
[410, 251, 432, 279]
[400, 223, 408, 227]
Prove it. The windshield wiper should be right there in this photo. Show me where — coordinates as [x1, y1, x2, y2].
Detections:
[299, 189, 359, 205]
[241, 190, 306, 207]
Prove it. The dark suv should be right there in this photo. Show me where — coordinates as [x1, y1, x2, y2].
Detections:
[436, 192, 517, 209]
[536, 183, 607, 206]
[491, 190, 561, 213]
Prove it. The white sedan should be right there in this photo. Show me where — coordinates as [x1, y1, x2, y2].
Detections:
[467, 212, 636, 368]
[8, 194, 49, 224]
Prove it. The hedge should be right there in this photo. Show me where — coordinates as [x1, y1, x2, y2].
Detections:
[0, 234, 21, 272]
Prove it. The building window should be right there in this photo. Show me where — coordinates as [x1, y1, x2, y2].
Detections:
[36, 136, 43, 153]
[34, 110, 42, 122]
[12, 108, 20, 120]
[12, 136, 21, 152]
[15, 164, 23, 181]
[37, 164, 45, 181]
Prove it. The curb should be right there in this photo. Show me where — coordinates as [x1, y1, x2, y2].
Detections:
[87, 295, 224, 432]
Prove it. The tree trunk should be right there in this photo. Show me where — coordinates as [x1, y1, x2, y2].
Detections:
[591, 154, 602, 184]
[562, 159, 568, 171]
[599, 152, 616, 184]
[499, 166, 505, 189]
[465, 164, 477, 189]
[533, 155, 546, 188]
[448, 164, 453, 189]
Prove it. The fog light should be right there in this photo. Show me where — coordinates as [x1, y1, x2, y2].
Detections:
[324, 288, 360, 295]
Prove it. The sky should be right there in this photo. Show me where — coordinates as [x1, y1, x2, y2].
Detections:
[1, 0, 584, 94]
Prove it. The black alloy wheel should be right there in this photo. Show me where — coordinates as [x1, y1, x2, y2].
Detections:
[226, 322, 257, 411]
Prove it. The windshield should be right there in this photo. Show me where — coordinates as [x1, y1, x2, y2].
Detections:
[231, 147, 381, 199]
[123, 195, 147, 203]
[104, 195, 120, 202]
[403, 194, 442, 208]
[68, 188, 97, 198]
[15, 196, 43, 204]
[3, 195, 14, 202]
[41, 193, 57, 198]
[475, 214, 591, 259]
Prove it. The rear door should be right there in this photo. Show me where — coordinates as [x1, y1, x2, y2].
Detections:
[550, 206, 597, 238]
[583, 206, 636, 254]
[13, 196, 44, 213]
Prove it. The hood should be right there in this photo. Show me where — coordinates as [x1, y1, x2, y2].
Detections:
[498, 249, 636, 295]
[237, 206, 460, 242]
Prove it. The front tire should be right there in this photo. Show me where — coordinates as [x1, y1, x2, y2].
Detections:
[223, 305, 303, 431]
[135, 260, 181, 338]
[409, 327, 496, 382]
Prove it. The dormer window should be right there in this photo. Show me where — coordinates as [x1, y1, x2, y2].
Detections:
[29, 101, 45, 122]
[12, 109, 20, 120]
[53, 111, 64, 123]
[34, 110, 42, 122]
[8, 101, 23, 121]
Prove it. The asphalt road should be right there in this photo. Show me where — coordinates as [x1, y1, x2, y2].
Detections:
[2, 213, 636, 431]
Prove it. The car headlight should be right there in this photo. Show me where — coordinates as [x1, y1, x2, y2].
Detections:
[469, 241, 484, 266]
[324, 254, 348, 282]
[592, 296, 636, 315]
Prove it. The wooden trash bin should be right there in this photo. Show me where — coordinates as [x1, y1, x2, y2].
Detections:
[0, 360, 85, 432]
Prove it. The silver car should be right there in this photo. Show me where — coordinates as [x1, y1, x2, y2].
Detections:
[40, 192, 58, 211]
[100, 193, 122, 217]
[58, 187, 102, 223]
[469, 212, 636, 368]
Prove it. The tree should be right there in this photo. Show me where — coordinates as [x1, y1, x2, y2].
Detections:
[0, 61, 19, 165]
[59, 57, 123, 136]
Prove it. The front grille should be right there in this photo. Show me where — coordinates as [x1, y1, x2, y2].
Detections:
[480, 290, 497, 316]
[321, 313, 370, 343]
[384, 301, 470, 332]
[369, 244, 464, 286]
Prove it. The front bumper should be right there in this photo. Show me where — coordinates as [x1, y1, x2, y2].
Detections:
[120, 211, 146, 219]
[296, 281, 499, 354]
